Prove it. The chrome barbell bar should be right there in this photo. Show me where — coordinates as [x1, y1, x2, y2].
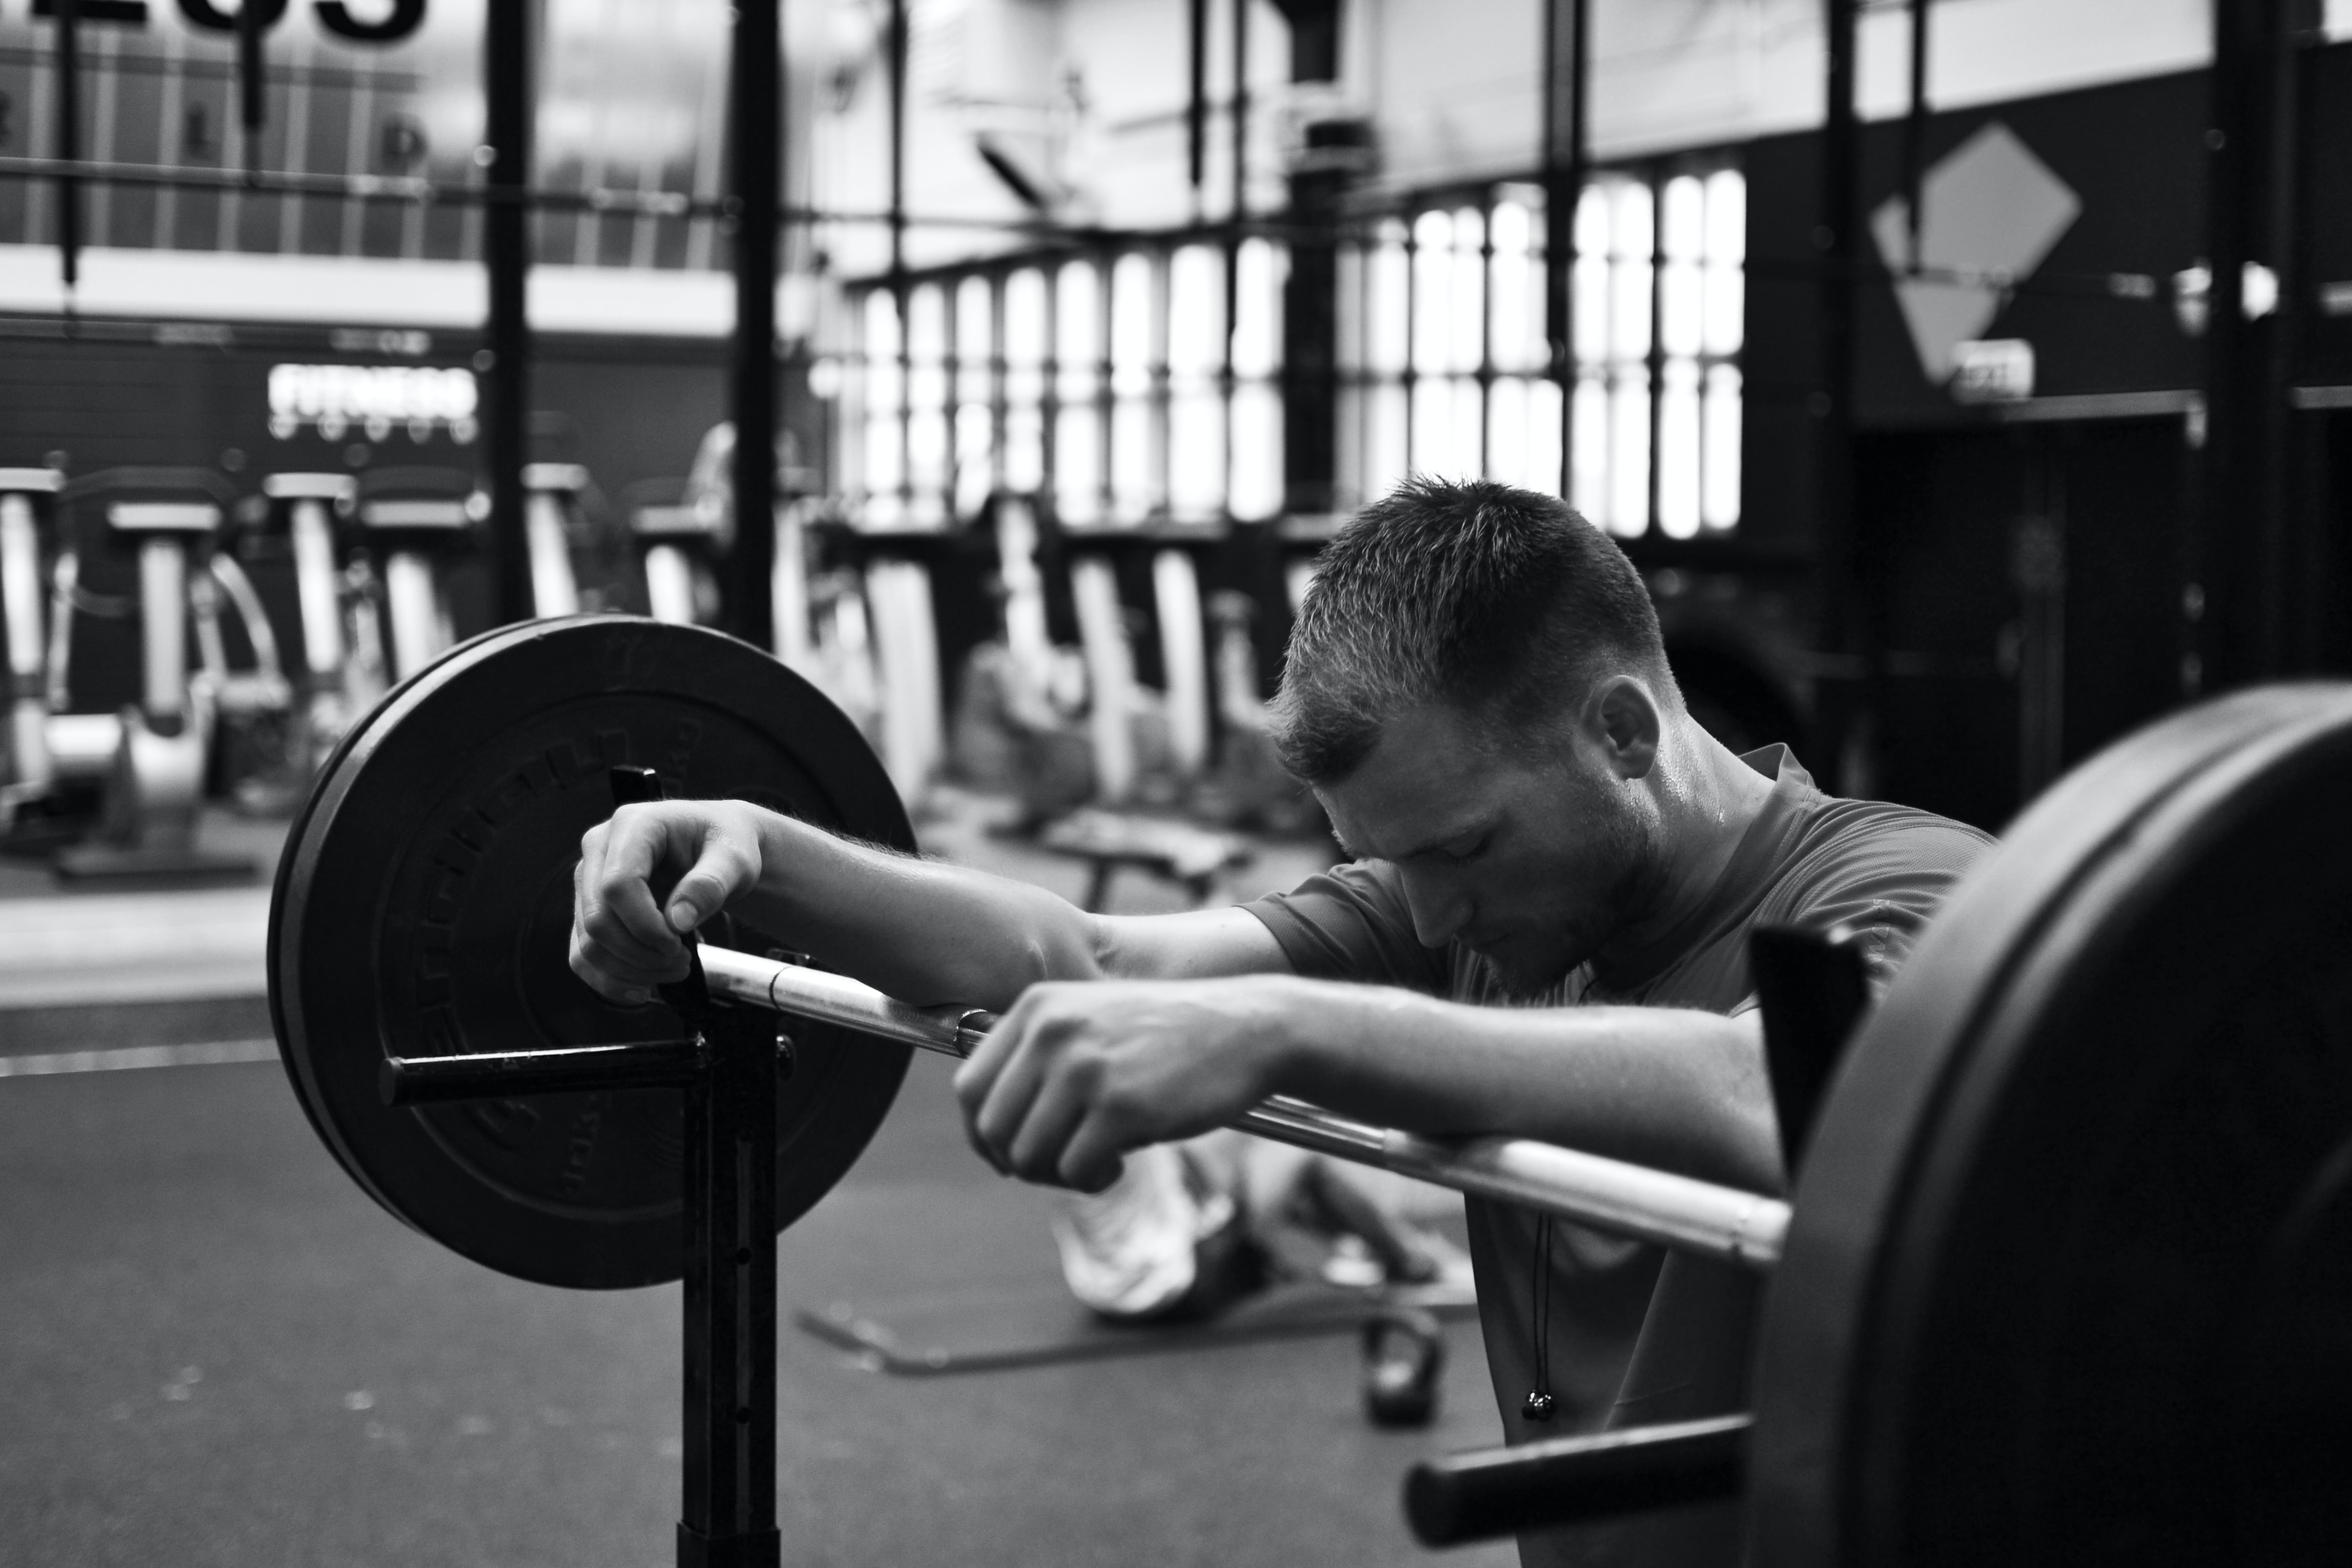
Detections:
[694, 947, 1791, 1270]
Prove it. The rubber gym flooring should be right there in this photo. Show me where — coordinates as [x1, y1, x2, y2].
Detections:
[0, 799, 1515, 1568]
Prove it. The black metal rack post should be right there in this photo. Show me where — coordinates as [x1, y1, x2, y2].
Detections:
[52, 0, 81, 289]
[2199, 0, 2317, 686]
[1902, 0, 1929, 273]
[728, 0, 781, 648]
[1279, 0, 1345, 519]
[381, 766, 786, 1568]
[677, 1004, 784, 1568]
[1540, 0, 1590, 498]
[383, 1007, 788, 1568]
[484, 0, 533, 627]
[1815, 0, 1869, 789]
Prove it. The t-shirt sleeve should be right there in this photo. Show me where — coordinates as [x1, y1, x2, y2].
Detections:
[1239, 860, 1453, 994]
[1767, 803, 1996, 999]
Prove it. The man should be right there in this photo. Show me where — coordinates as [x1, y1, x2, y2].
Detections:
[572, 479, 1991, 1565]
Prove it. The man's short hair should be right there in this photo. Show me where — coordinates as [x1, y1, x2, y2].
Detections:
[1268, 478, 1676, 783]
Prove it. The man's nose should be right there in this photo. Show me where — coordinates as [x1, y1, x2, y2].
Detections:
[1399, 867, 1473, 949]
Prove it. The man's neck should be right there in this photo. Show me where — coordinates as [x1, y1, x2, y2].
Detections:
[1595, 725, 1781, 978]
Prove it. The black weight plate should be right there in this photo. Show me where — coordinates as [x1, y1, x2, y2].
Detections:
[268, 615, 915, 1289]
[1751, 683, 2352, 1567]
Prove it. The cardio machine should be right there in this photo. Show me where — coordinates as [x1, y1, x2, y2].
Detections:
[248, 473, 383, 777]
[0, 466, 98, 849]
[627, 488, 731, 626]
[523, 462, 594, 617]
[49, 468, 259, 881]
[349, 468, 482, 682]
[0, 468, 66, 795]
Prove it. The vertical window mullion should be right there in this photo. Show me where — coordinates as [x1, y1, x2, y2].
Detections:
[1400, 217, 1418, 482]
[1041, 264, 1061, 516]
[1153, 249, 1173, 518]
[940, 280, 958, 519]
[1646, 168, 1666, 536]
[1480, 193, 1498, 481]
[991, 273, 1010, 509]
[1098, 251, 1114, 523]
[896, 280, 914, 516]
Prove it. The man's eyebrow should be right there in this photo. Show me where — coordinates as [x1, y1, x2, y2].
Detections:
[1381, 817, 1491, 863]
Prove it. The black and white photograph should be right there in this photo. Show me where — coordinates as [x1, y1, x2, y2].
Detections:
[0, 0, 2346, 1563]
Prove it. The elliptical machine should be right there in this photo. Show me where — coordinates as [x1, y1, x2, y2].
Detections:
[628, 489, 731, 626]
[0, 468, 65, 793]
[523, 462, 591, 617]
[0, 466, 95, 850]
[50, 468, 257, 881]
[349, 468, 482, 681]
[244, 473, 384, 780]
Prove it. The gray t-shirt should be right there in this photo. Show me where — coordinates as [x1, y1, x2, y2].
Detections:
[1241, 746, 1992, 1567]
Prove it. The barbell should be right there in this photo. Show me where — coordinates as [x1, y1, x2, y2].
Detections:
[267, 615, 2352, 1565]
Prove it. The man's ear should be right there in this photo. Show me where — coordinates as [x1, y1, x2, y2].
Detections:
[1590, 676, 1663, 780]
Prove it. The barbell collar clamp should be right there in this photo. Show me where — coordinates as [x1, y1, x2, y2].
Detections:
[693, 947, 1792, 1269]
[1403, 1412, 1752, 1545]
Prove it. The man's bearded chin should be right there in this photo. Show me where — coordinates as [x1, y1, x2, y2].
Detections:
[1481, 811, 1657, 1000]
[1479, 928, 1591, 1001]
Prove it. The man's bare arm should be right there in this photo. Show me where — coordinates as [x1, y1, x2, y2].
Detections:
[573, 802, 1780, 1194]
[570, 800, 1289, 1010]
[1271, 982, 1779, 1192]
[958, 974, 1783, 1196]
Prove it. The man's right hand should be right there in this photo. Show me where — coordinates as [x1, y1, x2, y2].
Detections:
[570, 800, 769, 1005]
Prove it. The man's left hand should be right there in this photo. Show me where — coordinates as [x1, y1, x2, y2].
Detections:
[952, 976, 1300, 1191]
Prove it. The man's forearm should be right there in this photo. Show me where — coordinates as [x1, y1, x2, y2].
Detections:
[1262, 979, 1784, 1194]
[730, 811, 1105, 1010]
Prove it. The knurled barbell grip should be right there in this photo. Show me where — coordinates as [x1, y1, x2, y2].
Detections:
[692, 946, 1792, 1269]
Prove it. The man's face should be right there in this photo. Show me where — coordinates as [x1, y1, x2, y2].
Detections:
[1316, 700, 1658, 996]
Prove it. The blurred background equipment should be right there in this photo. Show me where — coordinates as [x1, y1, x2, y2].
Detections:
[520, 460, 588, 618]
[250, 472, 366, 781]
[351, 465, 478, 681]
[627, 485, 731, 627]
[48, 468, 260, 880]
[0, 465, 85, 848]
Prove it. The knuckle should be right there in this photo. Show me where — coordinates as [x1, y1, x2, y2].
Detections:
[1095, 1088, 1146, 1135]
[1063, 1048, 1109, 1096]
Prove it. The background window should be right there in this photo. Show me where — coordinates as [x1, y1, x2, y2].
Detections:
[837, 166, 1742, 537]
[1343, 166, 1742, 536]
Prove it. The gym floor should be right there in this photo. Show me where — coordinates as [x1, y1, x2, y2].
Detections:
[0, 797, 1514, 1568]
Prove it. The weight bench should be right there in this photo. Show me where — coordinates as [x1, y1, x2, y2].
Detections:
[1036, 805, 1255, 912]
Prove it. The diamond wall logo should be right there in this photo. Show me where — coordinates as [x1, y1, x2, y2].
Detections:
[1870, 121, 2081, 387]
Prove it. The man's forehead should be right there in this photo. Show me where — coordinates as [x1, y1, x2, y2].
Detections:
[1320, 705, 1510, 859]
